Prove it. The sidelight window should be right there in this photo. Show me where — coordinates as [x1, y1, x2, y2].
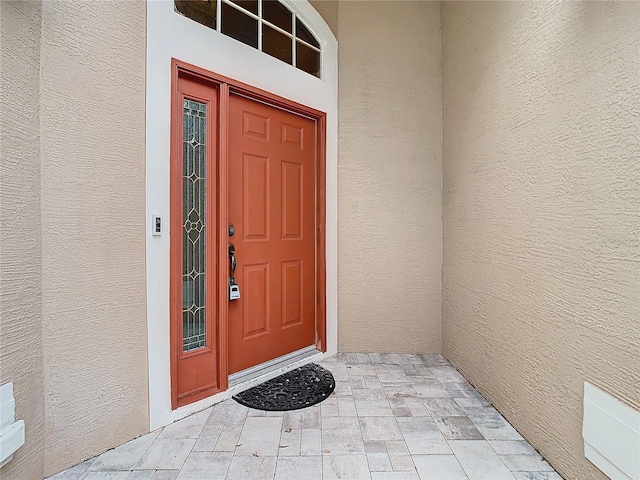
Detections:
[174, 0, 321, 77]
[182, 99, 207, 352]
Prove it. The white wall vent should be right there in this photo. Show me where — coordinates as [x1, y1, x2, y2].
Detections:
[0, 383, 25, 468]
[583, 382, 640, 480]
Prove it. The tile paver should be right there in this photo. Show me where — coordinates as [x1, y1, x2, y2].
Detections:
[371, 472, 420, 480]
[321, 416, 366, 454]
[323, 454, 371, 480]
[367, 452, 393, 472]
[513, 473, 564, 480]
[299, 428, 321, 456]
[176, 451, 232, 480]
[225, 455, 276, 480]
[274, 456, 322, 480]
[413, 454, 468, 480]
[48, 354, 562, 480]
[136, 438, 195, 470]
[88, 431, 159, 471]
[278, 427, 301, 456]
[235, 417, 283, 456]
[126, 472, 155, 480]
[448, 440, 516, 480]
[150, 471, 178, 480]
[78, 472, 131, 480]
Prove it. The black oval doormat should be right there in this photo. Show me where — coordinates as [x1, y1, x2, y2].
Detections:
[232, 363, 335, 411]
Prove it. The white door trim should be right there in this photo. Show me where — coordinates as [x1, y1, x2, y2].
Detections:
[145, 0, 338, 430]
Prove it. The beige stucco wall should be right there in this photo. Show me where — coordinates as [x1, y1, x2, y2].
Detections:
[441, 2, 640, 479]
[337, 1, 442, 353]
[0, 2, 46, 480]
[39, 0, 149, 475]
[309, 0, 337, 38]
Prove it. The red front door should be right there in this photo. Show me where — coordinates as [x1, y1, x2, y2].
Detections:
[170, 62, 326, 408]
[227, 93, 317, 374]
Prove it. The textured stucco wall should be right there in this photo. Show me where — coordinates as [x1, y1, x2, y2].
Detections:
[337, 1, 442, 353]
[441, 2, 640, 479]
[309, 0, 337, 38]
[0, 2, 45, 479]
[40, 1, 149, 475]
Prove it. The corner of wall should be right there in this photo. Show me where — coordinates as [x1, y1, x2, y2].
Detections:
[336, 1, 443, 354]
[39, 0, 149, 475]
[0, 1, 46, 479]
[440, 2, 640, 479]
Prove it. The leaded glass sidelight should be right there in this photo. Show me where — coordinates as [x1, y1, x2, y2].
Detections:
[182, 99, 207, 352]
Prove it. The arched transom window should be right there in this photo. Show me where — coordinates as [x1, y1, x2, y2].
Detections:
[175, 0, 321, 77]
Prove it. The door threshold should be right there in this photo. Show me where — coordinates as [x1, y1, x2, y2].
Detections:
[228, 345, 319, 387]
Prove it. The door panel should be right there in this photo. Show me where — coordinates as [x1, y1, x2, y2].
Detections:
[281, 260, 302, 328]
[242, 154, 269, 240]
[242, 263, 269, 338]
[171, 74, 220, 408]
[281, 161, 303, 239]
[228, 94, 316, 374]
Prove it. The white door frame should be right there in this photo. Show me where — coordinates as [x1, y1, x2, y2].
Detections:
[145, 0, 338, 430]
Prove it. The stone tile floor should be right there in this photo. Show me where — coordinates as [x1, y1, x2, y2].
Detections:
[48, 354, 563, 480]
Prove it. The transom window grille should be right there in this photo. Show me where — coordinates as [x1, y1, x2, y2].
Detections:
[175, 0, 321, 77]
